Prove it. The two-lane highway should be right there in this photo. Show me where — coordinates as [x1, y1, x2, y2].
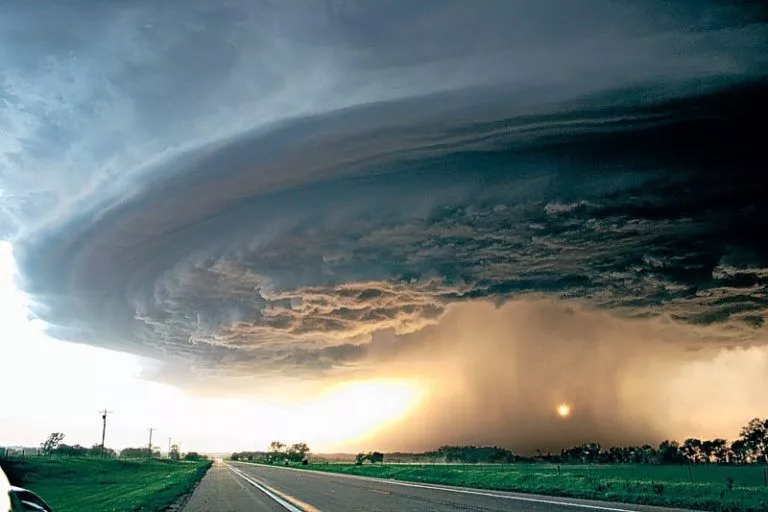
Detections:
[183, 461, 692, 512]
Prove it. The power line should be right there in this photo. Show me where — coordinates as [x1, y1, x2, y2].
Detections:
[98, 409, 113, 457]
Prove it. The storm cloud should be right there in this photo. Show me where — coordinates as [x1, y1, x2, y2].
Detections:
[2, 0, 768, 448]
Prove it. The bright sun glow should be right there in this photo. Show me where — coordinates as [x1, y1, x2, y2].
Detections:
[286, 379, 424, 449]
[557, 403, 571, 418]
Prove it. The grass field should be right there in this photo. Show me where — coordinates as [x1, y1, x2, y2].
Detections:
[1, 457, 211, 512]
[292, 462, 768, 512]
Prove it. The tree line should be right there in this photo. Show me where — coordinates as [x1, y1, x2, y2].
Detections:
[36, 432, 207, 461]
[355, 451, 384, 464]
[345, 417, 768, 466]
[552, 418, 768, 465]
[231, 441, 311, 464]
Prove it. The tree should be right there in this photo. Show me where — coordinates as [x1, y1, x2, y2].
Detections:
[730, 439, 750, 464]
[53, 443, 87, 457]
[354, 451, 386, 465]
[658, 440, 683, 464]
[184, 452, 207, 461]
[701, 439, 727, 463]
[681, 438, 703, 464]
[169, 444, 180, 460]
[711, 439, 728, 463]
[739, 418, 768, 463]
[637, 444, 656, 464]
[269, 441, 286, 461]
[41, 433, 65, 456]
[121, 447, 151, 458]
[582, 442, 601, 463]
[87, 444, 115, 458]
[287, 443, 310, 463]
[230, 451, 268, 462]
[431, 445, 515, 464]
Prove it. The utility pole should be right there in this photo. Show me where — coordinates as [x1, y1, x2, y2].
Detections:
[147, 427, 154, 459]
[98, 409, 113, 457]
[168, 437, 172, 459]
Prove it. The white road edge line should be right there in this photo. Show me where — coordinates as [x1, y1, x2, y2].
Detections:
[230, 462, 650, 512]
[368, 480, 641, 512]
[227, 464, 304, 512]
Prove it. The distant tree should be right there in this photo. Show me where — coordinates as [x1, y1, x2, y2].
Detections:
[431, 445, 515, 464]
[712, 439, 728, 463]
[560, 443, 604, 463]
[121, 447, 150, 458]
[607, 446, 625, 463]
[230, 451, 268, 462]
[488, 447, 515, 463]
[681, 438, 703, 464]
[701, 439, 728, 463]
[739, 418, 768, 463]
[41, 433, 65, 456]
[53, 443, 87, 457]
[658, 440, 683, 464]
[638, 444, 656, 464]
[355, 451, 384, 464]
[583, 442, 601, 463]
[183, 452, 207, 461]
[287, 443, 310, 463]
[87, 444, 115, 458]
[269, 441, 286, 461]
[169, 444, 180, 460]
[729, 439, 750, 464]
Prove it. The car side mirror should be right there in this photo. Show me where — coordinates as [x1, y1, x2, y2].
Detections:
[9, 489, 52, 512]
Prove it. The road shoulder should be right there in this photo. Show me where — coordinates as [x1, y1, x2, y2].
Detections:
[183, 461, 287, 512]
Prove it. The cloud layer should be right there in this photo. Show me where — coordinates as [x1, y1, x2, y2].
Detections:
[2, 1, 768, 448]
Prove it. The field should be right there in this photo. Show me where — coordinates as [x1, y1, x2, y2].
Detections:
[0, 457, 211, 512]
[297, 462, 768, 511]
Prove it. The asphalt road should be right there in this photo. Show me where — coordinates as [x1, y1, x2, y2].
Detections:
[183, 461, 694, 512]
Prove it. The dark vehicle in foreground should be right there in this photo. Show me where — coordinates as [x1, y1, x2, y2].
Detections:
[1, 467, 52, 512]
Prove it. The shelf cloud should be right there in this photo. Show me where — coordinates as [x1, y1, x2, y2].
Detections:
[2, 0, 767, 449]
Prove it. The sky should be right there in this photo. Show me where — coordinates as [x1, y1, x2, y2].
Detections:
[1, 0, 768, 454]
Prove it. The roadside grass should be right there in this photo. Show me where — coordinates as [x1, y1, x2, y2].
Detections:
[276, 462, 768, 512]
[1, 457, 211, 512]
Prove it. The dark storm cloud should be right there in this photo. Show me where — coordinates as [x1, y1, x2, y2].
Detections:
[2, 0, 767, 383]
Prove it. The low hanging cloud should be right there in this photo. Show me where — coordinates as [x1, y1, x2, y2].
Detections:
[2, 0, 768, 450]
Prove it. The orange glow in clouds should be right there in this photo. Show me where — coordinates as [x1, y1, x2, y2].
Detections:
[557, 403, 571, 418]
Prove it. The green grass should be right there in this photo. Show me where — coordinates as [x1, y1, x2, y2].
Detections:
[1, 457, 211, 512]
[286, 462, 768, 512]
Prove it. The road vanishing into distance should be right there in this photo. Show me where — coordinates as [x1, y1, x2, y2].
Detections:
[182, 461, 692, 512]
